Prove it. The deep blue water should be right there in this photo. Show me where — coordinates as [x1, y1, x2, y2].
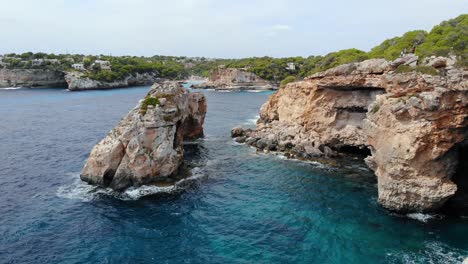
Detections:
[0, 85, 467, 264]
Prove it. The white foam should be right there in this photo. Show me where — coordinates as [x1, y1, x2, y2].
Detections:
[386, 241, 468, 264]
[245, 115, 260, 125]
[406, 213, 439, 223]
[57, 169, 206, 201]
[56, 178, 113, 202]
[0, 87, 23, 90]
[216, 90, 233, 93]
[245, 90, 264, 93]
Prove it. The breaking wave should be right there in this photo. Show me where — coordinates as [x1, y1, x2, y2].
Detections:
[406, 213, 443, 223]
[386, 241, 468, 264]
[244, 115, 259, 125]
[245, 90, 265, 93]
[57, 167, 206, 201]
[0, 87, 23, 90]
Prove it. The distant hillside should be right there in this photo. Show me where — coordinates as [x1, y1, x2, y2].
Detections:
[1, 14, 465, 85]
[191, 14, 467, 82]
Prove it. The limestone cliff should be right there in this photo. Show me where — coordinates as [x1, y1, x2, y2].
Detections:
[65, 72, 161, 91]
[233, 55, 467, 214]
[80, 81, 206, 190]
[0, 68, 67, 88]
[193, 68, 276, 90]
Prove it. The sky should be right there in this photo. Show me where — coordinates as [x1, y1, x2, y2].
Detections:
[0, 0, 466, 58]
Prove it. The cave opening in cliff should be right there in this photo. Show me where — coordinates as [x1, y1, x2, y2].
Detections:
[336, 145, 371, 157]
[442, 141, 468, 216]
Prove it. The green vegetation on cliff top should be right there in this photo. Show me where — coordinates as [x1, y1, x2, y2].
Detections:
[190, 14, 467, 83]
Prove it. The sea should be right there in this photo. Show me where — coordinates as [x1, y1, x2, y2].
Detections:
[0, 84, 467, 263]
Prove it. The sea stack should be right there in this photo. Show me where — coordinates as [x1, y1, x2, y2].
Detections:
[233, 55, 467, 214]
[80, 81, 207, 190]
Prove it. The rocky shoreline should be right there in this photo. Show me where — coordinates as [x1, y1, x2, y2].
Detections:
[191, 67, 277, 91]
[231, 55, 467, 214]
[0, 69, 167, 91]
[65, 72, 163, 91]
[80, 81, 206, 190]
[0, 68, 67, 88]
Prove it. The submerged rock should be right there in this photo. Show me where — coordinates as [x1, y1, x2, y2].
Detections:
[80, 81, 206, 190]
[236, 56, 467, 214]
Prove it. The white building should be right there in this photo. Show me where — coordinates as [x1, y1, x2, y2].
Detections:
[32, 59, 44, 66]
[45, 59, 60, 64]
[94, 60, 111, 70]
[286, 62, 296, 71]
[64, 57, 75, 63]
[72, 63, 85, 71]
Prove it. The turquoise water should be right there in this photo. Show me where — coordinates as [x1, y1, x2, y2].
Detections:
[0, 85, 467, 263]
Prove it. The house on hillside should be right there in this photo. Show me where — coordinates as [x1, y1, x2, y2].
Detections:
[94, 60, 111, 70]
[286, 62, 296, 71]
[72, 63, 85, 71]
[32, 59, 44, 66]
[45, 59, 60, 65]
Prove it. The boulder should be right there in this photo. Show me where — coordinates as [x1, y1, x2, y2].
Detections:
[235, 136, 247, 143]
[231, 127, 246, 137]
[80, 81, 207, 190]
[390, 54, 419, 68]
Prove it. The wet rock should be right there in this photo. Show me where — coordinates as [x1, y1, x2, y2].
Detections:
[323, 146, 338, 158]
[235, 136, 247, 143]
[245, 137, 258, 146]
[231, 127, 246, 137]
[256, 139, 268, 149]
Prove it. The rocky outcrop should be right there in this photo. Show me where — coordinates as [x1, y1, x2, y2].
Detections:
[192, 67, 276, 90]
[233, 57, 467, 214]
[65, 72, 162, 91]
[0, 68, 67, 88]
[80, 81, 206, 190]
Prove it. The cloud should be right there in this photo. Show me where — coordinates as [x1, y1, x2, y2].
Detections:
[272, 24, 292, 31]
[265, 24, 292, 37]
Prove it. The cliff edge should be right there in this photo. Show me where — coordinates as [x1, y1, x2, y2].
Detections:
[233, 55, 467, 214]
[65, 72, 161, 91]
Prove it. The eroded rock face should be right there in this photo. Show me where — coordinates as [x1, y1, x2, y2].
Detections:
[0, 69, 67, 88]
[235, 56, 467, 213]
[65, 72, 161, 91]
[365, 87, 466, 212]
[192, 67, 276, 90]
[80, 81, 206, 190]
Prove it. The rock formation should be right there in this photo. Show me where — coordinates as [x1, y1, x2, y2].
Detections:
[0, 68, 162, 90]
[80, 81, 206, 190]
[65, 72, 162, 91]
[0, 68, 67, 88]
[233, 55, 467, 214]
[192, 67, 276, 90]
